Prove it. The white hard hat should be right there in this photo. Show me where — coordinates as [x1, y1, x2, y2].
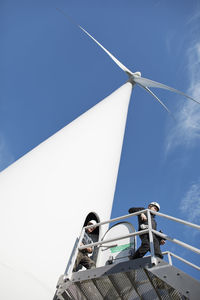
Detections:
[88, 220, 97, 225]
[149, 202, 160, 211]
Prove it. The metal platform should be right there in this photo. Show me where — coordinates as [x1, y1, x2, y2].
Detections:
[54, 210, 200, 300]
[55, 257, 200, 300]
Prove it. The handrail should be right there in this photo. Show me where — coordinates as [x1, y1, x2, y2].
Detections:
[163, 251, 200, 271]
[79, 229, 149, 250]
[68, 209, 200, 277]
[85, 209, 200, 231]
[151, 229, 200, 255]
[150, 210, 200, 230]
[84, 209, 148, 229]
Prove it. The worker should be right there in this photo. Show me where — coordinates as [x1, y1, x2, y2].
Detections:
[73, 220, 96, 271]
[128, 202, 165, 259]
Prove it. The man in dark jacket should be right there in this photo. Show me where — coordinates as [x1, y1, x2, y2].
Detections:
[128, 202, 165, 259]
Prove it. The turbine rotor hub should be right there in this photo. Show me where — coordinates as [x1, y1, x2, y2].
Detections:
[128, 71, 141, 86]
[132, 71, 141, 77]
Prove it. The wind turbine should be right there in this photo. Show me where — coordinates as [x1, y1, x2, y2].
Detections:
[66, 17, 200, 113]
[0, 12, 199, 300]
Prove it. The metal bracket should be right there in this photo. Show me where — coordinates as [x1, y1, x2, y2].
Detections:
[107, 255, 114, 265]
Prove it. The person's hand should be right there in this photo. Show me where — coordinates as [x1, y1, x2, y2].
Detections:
[86, 247, 93, 253]
[140, 213, 147, 221]
[160, 239, 165, 245]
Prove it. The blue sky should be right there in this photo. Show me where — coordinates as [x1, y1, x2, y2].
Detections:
[1, 0, 200, 280]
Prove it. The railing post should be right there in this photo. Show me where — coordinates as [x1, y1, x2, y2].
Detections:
[67, 227, 86, 279]
[147, 209, 157, 265]
[167, 252, 172, 265]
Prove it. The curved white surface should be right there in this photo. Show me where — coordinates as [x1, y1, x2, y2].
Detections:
[0, 82, 132, 299]
[97, 222, 136, 267]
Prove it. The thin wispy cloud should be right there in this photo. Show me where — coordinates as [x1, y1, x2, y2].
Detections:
[180, 178, 200, 224]
[186, 9, 200, 26]
[0, 133, 15, 172]
[165, 7, 200, 153]
[166, 42, 200, 152]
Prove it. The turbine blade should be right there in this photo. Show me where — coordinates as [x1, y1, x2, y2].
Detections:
[133, 76, 200, 105]
[56, 8, 133, 76]
[137, 83, 172, 115]
[79, 26, 133, 76]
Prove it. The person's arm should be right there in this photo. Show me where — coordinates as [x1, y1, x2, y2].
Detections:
[128, 207, 145, 214]
[82, 232, 94, 253]
[128, 207, 147, 221]
[80, 242, 93, 253]
[158, 230, 166, 245]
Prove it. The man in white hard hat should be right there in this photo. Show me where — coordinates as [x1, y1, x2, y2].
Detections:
[73, 220, 96, 272]
[128, 202, 165, 259]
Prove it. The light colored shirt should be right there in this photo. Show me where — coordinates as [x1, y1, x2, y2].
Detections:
[82, 231, 93, 246]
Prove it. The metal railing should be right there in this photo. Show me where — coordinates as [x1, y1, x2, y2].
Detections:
[162, 251, 200, 271]
[66, 209, 200, 278]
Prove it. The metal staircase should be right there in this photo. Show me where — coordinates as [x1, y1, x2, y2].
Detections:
[54, 210, 200, 300]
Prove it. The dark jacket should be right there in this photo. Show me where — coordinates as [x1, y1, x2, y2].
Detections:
[128, 207, 165, 242]
[128, 207, 157, 231]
